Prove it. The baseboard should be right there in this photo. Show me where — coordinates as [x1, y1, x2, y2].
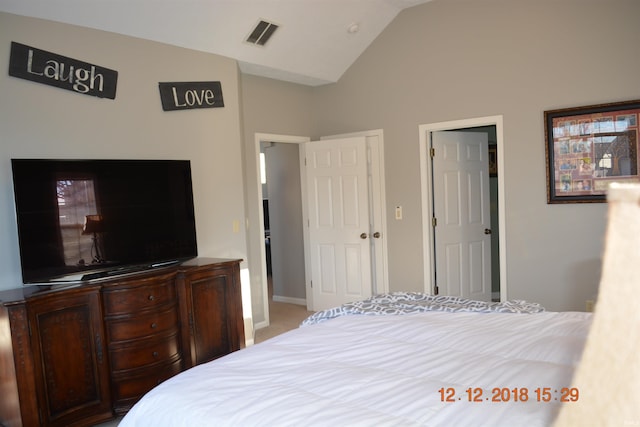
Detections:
[254, 319, 269, 330]
[272, 295, 307, 306]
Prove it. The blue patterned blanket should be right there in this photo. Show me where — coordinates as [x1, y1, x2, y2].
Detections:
[301, 292, 545, 326]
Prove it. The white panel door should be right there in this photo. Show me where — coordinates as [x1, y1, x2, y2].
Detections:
[321, 129, 388, 295]
[432, 131, 492, 301]
[304, 137, 372, 311]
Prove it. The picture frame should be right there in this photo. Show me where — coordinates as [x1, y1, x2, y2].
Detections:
[544, 99, 640, 204]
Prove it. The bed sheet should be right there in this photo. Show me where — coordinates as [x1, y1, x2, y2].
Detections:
[119, 310, 591, 427]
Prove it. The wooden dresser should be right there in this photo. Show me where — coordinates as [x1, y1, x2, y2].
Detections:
[0, 258, 244, 427]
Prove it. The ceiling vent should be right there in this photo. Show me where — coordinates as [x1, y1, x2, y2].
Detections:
[246, 20, 279, 46]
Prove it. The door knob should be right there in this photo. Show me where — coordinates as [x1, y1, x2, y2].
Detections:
[373, 232, 381, 238]
[360, 233, 368, 239]
[484, 228, 492, 235]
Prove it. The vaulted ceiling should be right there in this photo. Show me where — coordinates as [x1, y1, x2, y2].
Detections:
[0, 0, 433, 86]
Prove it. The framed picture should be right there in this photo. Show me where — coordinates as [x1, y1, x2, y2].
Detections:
[544, 99, 640, 203]
[488, 146, 497, 177]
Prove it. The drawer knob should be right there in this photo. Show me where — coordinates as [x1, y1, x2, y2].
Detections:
[151, 322, 157, 329]
[152, 351, 159, 358]
[148, 295, 155, 301]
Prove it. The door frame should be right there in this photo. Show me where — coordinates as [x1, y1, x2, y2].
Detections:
[253, 133, 310, 330]
[418, 115, 508, 301]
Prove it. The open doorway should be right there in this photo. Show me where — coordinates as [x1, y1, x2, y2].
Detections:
[260, 141, 307, 305]
[255, 139, 314, 343]
[253, 133, 309, 331]
[419, 116, 507, 301]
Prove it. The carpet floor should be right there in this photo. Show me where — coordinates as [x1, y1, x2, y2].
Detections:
[254, 298, 314, 344]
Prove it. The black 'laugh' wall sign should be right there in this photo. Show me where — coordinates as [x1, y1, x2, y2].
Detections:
[9, 42, 118, 99]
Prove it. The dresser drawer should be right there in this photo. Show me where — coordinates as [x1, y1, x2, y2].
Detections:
[109, 331, 181, 372]
[106, 305, 179, 342]
[102, 277, 176, 315]
[111, 357, 183, 410]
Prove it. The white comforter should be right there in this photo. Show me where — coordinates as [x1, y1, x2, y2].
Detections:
[120, 310, 591, 427]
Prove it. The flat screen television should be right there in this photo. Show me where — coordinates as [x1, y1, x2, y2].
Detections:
[11, 159, 198, 283]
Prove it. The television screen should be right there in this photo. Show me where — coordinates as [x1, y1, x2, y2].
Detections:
[11, 159, 198, 283]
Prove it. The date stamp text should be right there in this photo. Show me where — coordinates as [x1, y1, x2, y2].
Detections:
[438, 387, 579, 403]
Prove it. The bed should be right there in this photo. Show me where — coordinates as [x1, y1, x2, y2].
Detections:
[119, 293, 591, 427]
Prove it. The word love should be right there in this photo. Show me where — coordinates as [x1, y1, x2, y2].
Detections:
[172, 87, 215, 107]
[159, 81, 224, 111]
[9, 42, 118, 99]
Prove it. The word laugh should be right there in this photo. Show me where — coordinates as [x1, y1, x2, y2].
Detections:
[9, 42, 118, 99]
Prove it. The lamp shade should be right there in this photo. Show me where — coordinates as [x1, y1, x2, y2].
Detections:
[554, 183, 640, 426]
[82, 214, 104, 234]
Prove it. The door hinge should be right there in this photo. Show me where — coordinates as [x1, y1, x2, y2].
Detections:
[310, 280, 313, 288]
[430, 147, 435, 158]
[434, 285, 439, 295]
[432, 217, 437, 227]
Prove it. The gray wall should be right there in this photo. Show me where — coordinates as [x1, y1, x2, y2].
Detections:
[3, 0, 639, 328]
[0, 13, 249, 299]
[309, 0, 640, 311]
[241, 0, 640, 313]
